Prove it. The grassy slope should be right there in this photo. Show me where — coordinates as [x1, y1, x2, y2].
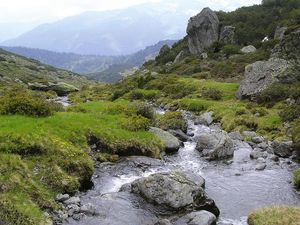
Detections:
[0, 48, 91, 88]
[248, 206, 300, 225]
[0, 100, 163, 224]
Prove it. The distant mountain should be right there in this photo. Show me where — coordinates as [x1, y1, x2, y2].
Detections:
[0, 48, 91, 88]
[1, 0, 204, 55]
[2, 40, 176, 83]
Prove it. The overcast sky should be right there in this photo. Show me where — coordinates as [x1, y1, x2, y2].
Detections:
[1, 0, 261, 24]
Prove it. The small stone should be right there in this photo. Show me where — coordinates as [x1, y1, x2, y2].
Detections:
[64, 196, 80, 205]
[80, 203, 96, 215]
[72, 213, 84, 221]
[252, 136, 264, 144]
[155, 219, 172, 225]
[270, 155, 279, 162]
[56, 193, 70, 202]
[257, 142, 268, 150]
[255, 163, 266, 171]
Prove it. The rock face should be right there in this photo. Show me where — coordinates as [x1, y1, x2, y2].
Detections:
[174, 211, 217, 225]
[28, 81, 79, 96]
[149, 127, 181, 153]
[274, 26, 287, 40]
[236, 58, 291, 99]
[196, 130, 234, 160]
[187, 8, 219, 55]
[219, 26, 235, 44]
[241, 45, 257, 54]
[174, 49, 190, 64]
[130, 172, 219, 216]
[237, 28, 300, 100]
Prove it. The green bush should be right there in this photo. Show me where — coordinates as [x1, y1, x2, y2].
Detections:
[131, 101, 155, 120]
[128, 89, 160, 101]
[279, 104, 300, 122]
[122, 115, 150, 131]
[0, 90, 58, 117]
[201, 88, 222, 100]
[222, 44, 241, 57]
[156, 111, 187, 132]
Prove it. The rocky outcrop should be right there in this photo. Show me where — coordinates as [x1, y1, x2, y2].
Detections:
[236, 58, 292, 99]
[196, 130, 234, 160]
[219, 26, 235, 44]
[237, 28, 300, 100]
[130, 172, 219, 216]
[28, 81, 79, 96]
[241, 45, 257, 54]
[274, 26, 287, 40]
[187, 8, 219, 55]
[149, 127, 181, 153]
[174, 49, 190, 64]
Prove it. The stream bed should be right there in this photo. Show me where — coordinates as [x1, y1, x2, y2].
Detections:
[64, 111, 300, 225]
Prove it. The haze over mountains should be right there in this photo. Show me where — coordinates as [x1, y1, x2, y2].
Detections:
[1, 0, 260, 56]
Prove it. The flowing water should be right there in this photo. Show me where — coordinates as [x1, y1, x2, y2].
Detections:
[67, 110, 300, 225]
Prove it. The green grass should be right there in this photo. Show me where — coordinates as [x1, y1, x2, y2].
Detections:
[0, 100, 163, 224]
[248, 206, 300, 225]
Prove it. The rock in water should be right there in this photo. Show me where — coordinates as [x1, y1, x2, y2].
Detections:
[196, 130, 234, 160]
[236, 58, 291, 99]
[187, 8, 219, 55]
[149, 127, 181, 153]
[131, 171, 220, 217]
[174, 211, 217, 225]
[219, 26, 235, 44]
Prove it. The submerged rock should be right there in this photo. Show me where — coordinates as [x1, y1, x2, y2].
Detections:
[187, 8, 219, 55]
[130, 171, 219, 216]
[196, 130, 234, 160]
[150, 127, 181, 153]
[174, 211, 217, 225]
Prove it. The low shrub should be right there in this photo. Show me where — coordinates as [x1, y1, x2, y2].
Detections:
[235, 108, 247, 116]
[122, 115, 150, 131]
[201, 88, 222, 100]
[248, 206, 300, 225]
[131, 101, 155, 120]
[156, 111, 187, 132]
[222, 44, 241, 58]
[128, 89, 160, 101]
[0, 90, 58, 117]
[279, 104, 300, 122]
[234, 115, 258, 130]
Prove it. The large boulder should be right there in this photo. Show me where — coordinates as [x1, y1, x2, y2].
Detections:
[149, 127, 181, 153]
[130, 172, 219, 217]
[241, 45, 256, 54]
[237, 28, 300, 100]
[174, 211, 217, 225]
[219, 26, 235, 44]
[272, 141, 294, 158]
[195, 112, 214, 126]
[236, 58, 292, 99]
[196, 130, 234, 160]
[28, 81, 79, 96]
[187, 8, 219, 55]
